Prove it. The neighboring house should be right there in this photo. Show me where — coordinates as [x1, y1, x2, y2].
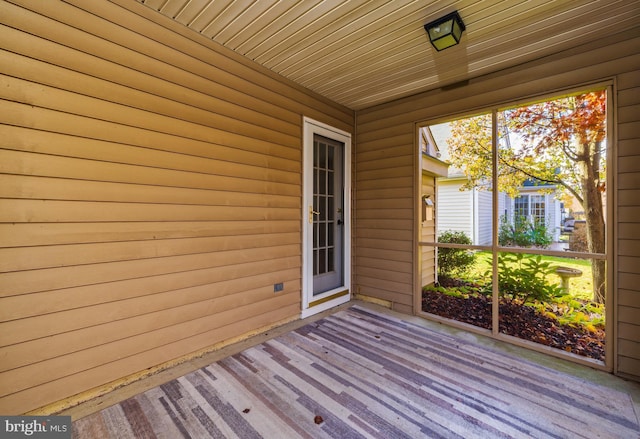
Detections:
[423, 125, 562, 245]
[502, 180, 563, 242]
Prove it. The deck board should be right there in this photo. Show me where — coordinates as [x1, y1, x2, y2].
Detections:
[73, 306, 640, 438]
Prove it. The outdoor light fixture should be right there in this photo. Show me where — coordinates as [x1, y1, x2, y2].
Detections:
[424, 11, 465, 51]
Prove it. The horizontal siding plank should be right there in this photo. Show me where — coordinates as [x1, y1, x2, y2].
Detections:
[357, 187, 413, 201]
[0, 272, 300, 372]
[0, 292, 299, 396]
[619, 273, 640, 291]
[619, 225, 640, 241]
[0, 220, 299, 248]
[618, 139, 640, 158]
[618, 242, 640, 257]
[618, 173, 640, 190]
[0, 47, 299, 138]
[356, 166, 413, 181]
[618, 339, 640, 360]
[356, 144, 413, 164]
[356, 280, 412, 305]
[0, 124, 299, 173]
[0, 200, 299, 223]
[355, 154, 413, 171]
[356, 247, 413, 264]
[355, 198, 413, 211]
[355, 228, 413, 241]
[617, 256, 640, 272]
[2, 100, 299, 162]
[356, 177, 413, 190]
[0, 256, 300, 323]
[619, 305, 640, 325]
[356, 208, 413, 221]
[618, 322, 640, 341]
[356, 267, 412, 286]
[618, 70, 640, 90]
[619, 120, 640, 141]
[0, 232, 300, 273]
[357, 217, 413, 228]
[618, 85, 640, 107]
[618, 190, 640, 206]
[0, 74, 299, 149]
[618, 289, 640, 308]
[0, 302, 300, 415]
[617, 356, 640, 378]
[354, 256, 412, 274]
[618, 206, 640, 223]
[355, 238, 412, 252]
[0, 149, 299, 196]
[0, 244, 300, 297]
[0, 175, 299, 208]
[618, 104, 640, 123]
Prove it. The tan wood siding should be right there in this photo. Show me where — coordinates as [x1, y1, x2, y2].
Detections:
[617, 65, 640, 380]
[421, 175, 436, 287]
[0, 0, 353, 414]
[354, 121, 415, 312]
[355, 28, 640, 380]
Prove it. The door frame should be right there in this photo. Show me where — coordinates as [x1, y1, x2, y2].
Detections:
[301, 117, 352, 318]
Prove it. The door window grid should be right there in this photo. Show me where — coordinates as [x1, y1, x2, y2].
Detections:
[313, 139, 335, 276]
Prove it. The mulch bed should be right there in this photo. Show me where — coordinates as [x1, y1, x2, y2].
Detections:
[422, 284, 605, 362]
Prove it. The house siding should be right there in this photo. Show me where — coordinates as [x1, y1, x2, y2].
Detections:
[354, 127, 415, 314]
[0, 0, 353, 414]
[421, 175, 436, 287]
[356, 28, 640, 380]
[617, 65, 640, 379]
[476, 189, 493, 246]
[436, 179, 474, 240]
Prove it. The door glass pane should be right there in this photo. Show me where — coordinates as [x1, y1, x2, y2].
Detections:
[313, 135, 343, 292]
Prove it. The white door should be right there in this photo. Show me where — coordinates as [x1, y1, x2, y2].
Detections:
[302, 118, 351, 318]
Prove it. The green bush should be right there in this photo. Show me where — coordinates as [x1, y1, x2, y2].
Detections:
[498, 215, 553, 248]
[496, 253, 566, 303]
[437, 230, 476, 278]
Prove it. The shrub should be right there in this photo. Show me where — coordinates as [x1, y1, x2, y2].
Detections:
[437, 230, 476, 278]
[496, 253, 566, 303]
[498, 215, 553, 248]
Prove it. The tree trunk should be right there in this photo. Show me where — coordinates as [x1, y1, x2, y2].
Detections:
[580, 141, 606, 303]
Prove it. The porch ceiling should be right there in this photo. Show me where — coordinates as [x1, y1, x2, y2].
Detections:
[137, 0, 639, 110]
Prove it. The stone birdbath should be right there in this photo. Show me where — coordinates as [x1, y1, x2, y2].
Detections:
[555, 266, 583, 294]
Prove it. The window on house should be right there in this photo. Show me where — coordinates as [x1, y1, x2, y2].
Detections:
[420, 86, 610, 366]
[515, 194, 546, 224]
[530, 195, 545, 223]
[514, 195, 529, 218]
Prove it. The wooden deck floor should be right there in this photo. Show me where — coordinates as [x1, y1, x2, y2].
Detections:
[72, 305, 639, 438]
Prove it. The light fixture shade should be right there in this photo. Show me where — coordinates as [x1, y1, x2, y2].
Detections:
[424, 11, 466, 51]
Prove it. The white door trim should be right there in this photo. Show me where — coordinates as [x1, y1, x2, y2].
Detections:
[301, 117, 351, 318]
